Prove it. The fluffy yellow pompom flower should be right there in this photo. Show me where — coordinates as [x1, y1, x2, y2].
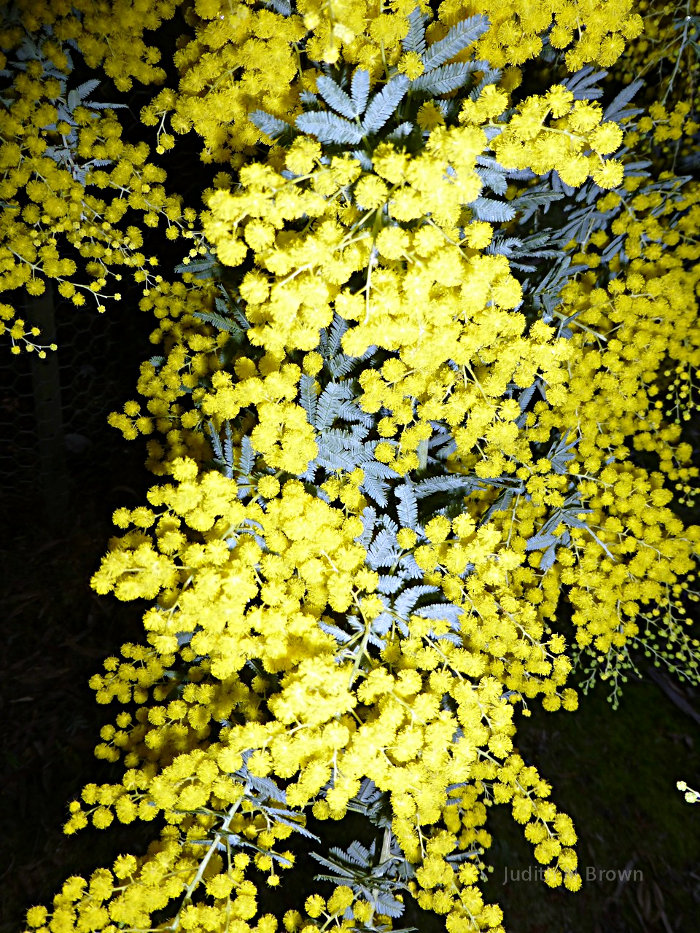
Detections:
[258, 475, 281, 498]
[459, 84, 509, 123]
[354, 175, 389, 210]
[592, 160, 624, 189]
[285, 137, 323, 175]
[589, 122, 623, 155]
[376, 226, 409, 260]
[170, 457, 199, 482]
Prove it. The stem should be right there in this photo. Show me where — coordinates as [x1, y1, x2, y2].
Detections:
[169, 787, 250, 932]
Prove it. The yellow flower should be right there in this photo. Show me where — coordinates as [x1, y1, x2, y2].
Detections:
[305, 895, 325, 919]
[327, 885, 354, 913]
[376, 226, 409, 260]
[373, 143, 409, 185]
[546, 85, 574, 118]
[425, 515, 451, 544]
[460, 85, 509, 124]
[25, 906, 48, 928]
[113, 855, 137, 880]
[285, 137, 322, 175]
[589, 122, 623, 155]
[215, 237, 248, 267]
[592, 160, 624, 189]
[464, 221, 493, 250]
[258, 475, 281, 498]
[397, 528, 417, 549]
[417, 101, 445, 131]
[171, 457, 199, 482]
[398, 51, 424, 79]
[374, 441, 396, 463]
[354, 175, 389, 210]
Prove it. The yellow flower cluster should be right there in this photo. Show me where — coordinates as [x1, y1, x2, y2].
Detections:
[92, 468, 367, 658]
[70, 439, 588, 923]
[28, 818, 289, 933]
[16, 3, 700, 933]
[201, 151, 368, 346]
[534, 232, 700, 694]
[355, 297, 570, 477]
[439, 0, 643, 69]
[203, 358, 318, 474]
[200, 127, 515, 364]
[0, 3, 196, 352]
[157, 0, 307, 163]
[477, 85, 625, 189]
[151, 0, 645, 167]
[3, 0, 184, 92]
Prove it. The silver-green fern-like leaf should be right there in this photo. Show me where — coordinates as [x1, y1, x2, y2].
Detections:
[311, 841, 414, 922]
[299, 373, 318, 426]
[386, 121, 415, 142]
[249, 109, 291, 140]
[421, 15, 489, 72]
[207, 420, 235, 479]
[546, 430, 579, 474]
[315, 73, 357, 119]
[366, 528, 402, 569]
[296, 109, 365, 144]
[239, 434, 255, 475]
[411, 59, 489, 95]
[263, 0, 292, 15]
[350, 148, 373, 171]
[469, 196, 516, 223]
[314, 381, 355, 431]
[350, 68, 371, 116]
[603, 76, 644, 122]
[476, 166, 509, 195]
[361, 74, 410, 134]
[66, 78, 100, 109]
[361, 462, 397, 509]
[402, 5, 427, 56]
[395, 481, 420, 530]
[414, 474, 481, 498]
[563, 65, 607, 100]
[394, 584, 440, 619]
[193, 309, 245, 338]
